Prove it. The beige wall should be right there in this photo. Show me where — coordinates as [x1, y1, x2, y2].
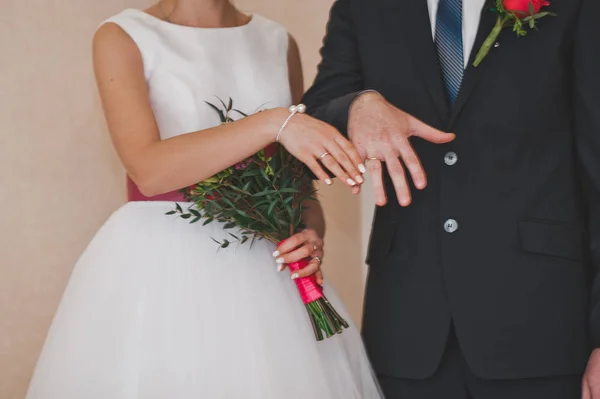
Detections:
[0, 0, 369, 398]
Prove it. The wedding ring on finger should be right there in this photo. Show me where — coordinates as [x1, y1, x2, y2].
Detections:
[318, 152, 330, 160]
[366, 157, 382, 162]
[313, 256, 323, 264]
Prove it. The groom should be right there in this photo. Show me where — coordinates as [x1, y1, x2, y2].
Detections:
[303, 0, 600, 398]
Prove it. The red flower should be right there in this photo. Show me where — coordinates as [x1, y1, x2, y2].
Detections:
[202, 193, 222, 207]
[473, 0, 554, 67]
[235, 158, 252, 170]
[264, 143, 278, 159]
[503, 0, 549, 18]
[205, 192, 221, 201]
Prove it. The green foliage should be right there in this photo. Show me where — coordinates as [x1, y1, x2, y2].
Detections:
[167, 99, 314, 247]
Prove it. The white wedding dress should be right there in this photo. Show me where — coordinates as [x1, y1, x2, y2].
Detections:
[26, 9, 382, 399]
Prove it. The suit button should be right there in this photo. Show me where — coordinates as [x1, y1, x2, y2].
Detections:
[444, 219, 458, 233]
[444, 152, 457, 166]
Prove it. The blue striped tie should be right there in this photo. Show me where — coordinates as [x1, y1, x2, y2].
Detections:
[435, 0, 464, 105]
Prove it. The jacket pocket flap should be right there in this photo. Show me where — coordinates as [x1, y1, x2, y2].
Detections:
[366, 222, 397, 265]
[519, 220, 582, 261]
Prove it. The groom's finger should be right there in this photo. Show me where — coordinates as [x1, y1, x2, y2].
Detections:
[409, 116, 455, 144]
[397, 139, 426, 190]
[367, 158, 387, 206]
[583, 378, 591, 399]
[592, 381, 600, 399]
[384, 151, 411, 207]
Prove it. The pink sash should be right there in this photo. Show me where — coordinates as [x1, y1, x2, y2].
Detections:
[127, 177, 185, 202]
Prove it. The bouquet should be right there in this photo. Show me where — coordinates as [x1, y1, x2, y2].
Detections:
[167, 98, 349, 341]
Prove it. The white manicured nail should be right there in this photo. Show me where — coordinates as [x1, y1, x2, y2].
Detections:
[325, 178, 333, 185]
[276, 257, 284, 264]
[278, 264, 285, 272]
[272, 250, 280, 257]
[291, 273, 299, 280]
[355, 175, 364, 184]
[346, 178, 356, 186]
[358, 164, 366, 174]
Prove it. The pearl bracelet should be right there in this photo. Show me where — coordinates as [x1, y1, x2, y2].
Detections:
[275, 104, 306, 143]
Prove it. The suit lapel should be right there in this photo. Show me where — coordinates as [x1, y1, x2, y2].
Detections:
[449, 1, 497, 125]
[395, 0, 449, 123]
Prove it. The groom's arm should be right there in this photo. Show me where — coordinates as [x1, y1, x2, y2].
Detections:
[302, 0, 365, 135]
[573, 0, 600, 348]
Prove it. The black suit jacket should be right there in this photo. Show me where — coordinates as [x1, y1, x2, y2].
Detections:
[303, 0, 600, 380]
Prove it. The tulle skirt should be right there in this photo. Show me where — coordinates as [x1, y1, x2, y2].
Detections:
[26, 202, 382, 399]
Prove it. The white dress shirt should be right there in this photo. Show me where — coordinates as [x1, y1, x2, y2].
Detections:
[427, 0, 487, 68]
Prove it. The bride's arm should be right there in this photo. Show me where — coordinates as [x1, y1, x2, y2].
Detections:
[93, 24, 365, 197]
[288, 34, 326, 240]
[272, 39, 326, 283]
[302, 196, 325, 240]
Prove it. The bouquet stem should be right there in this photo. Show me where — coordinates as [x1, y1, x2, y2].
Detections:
[288, 259, 349, 341]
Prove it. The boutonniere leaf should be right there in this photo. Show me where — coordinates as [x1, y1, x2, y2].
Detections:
[473, 0, 556, 67]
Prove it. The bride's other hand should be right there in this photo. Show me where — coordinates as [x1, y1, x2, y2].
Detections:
[273, 228, 324, 285]
[283, 35, 364, 191]
[277, 111, 365, 190]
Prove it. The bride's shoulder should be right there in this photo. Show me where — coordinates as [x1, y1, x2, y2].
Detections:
[93, 10, 141, 50]
[250, 14, 288, 36]
[250, 14, 292, 52]
[93, 9, 160, 79]
[96, 9, 159, 39]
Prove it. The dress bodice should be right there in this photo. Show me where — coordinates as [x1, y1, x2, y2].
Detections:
[101, 9, 292, 200]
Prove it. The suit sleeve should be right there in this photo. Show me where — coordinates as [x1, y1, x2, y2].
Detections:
[573, 0, 600, 347]
[301, 0, 366, 135]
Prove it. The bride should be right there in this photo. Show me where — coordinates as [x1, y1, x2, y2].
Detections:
[26, 0, 382, 398]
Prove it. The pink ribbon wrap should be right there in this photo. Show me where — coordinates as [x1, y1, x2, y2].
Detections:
[287, 258, 324, 304]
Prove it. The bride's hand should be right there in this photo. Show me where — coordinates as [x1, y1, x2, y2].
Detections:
[276, 110, 366, 190]
[273, 228, 324, 285]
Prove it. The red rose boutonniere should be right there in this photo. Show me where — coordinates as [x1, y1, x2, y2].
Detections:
[473, 0, 555, 67]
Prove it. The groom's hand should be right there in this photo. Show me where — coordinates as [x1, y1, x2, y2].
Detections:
[583, 349, 600, 398]
[348, 91, 455, 206]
